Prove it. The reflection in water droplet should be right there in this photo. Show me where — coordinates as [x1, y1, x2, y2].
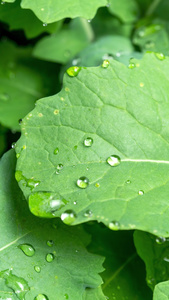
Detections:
[77, 176, 89, 189]
[84, 137, 93, 147]
[128, 63, 135, 69]
[61, 210, 77, 225]
[18, 244, 35, 257]
[66, 66, 81, 77]
[156, 237, 166, 244]
[46, 240, 54, 247]
[34, 266, 41, 273]
[53, 148, 59, 155]
[46, 253, 54, 263]
[11, 142, 16, 149]
[106, 155, 121, 167]
[0, 269, 29, 300]
[109, 221, 120, 230]
[34, 294, 48, 300]
[43, 23, 47, 27]
[138, 190, 144, 195]
[102, 60, 110, 68]
[84, 210, 93, 217]
[155, 52, 165, 60]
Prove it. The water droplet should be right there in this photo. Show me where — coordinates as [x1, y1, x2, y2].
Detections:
[18, 244, 35, 257]
[27, 178, 40, 189]
[77, 176, 89, 189]
[155, 52, 165, 60]
[46, 253, 54, 263]
[34, 294, 48, 300]
[11, 142, 16, 149]
[46, 240, 54, 247]
[41, 7, 45, 11]
[102, 60, 110, 68]
[73, 201, 77, 205]
[156, 237, 166, 244]
[84, 137, 93, 147]
[138, 190, 144, 195]
[106, 155, 121, 167]
[126, 180, 131, 184]
[139, 82, 144, 87]
[61, 210, 77, 225]
[128, 63, 135, 69]
[38, 113, 43, 117]
[84, 210, 93, 217]
[0, 269, 29, 299]
[64, 294, 69, 299]
[0, 92, 10, 101]
[53, 147, 59, 155]
[56, 164, 63, 172]
[43, 23, 47, 27]
[54, 109, 59, 115]
[66, 66, 81, 77]
[87, 19, 91, 22]
[18, 118, 22, 125]
[16, 153, 20, 158]
[109, 221, 120, 230]
[34, 265, 41, 273]
[95, 183, 100, 188]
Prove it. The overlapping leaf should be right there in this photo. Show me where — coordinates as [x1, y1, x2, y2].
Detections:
[0, 150, 105, 299]
[153, 281, 169, 300]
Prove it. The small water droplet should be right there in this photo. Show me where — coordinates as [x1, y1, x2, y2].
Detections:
[109, 221, 120, 230]
[126, 180, 131, 184]
[54, 109, 59, 115]
[106, 155, 121, 167]
[84, 137, 93, 147]
[34, 265, 41, 273]
[18, 118, 22, 125]
[66, 66, 81, 77]
[87, 19, 91, 22]
[34, 294, 48, 300]
[53, 148, 59, 155]
[11, 142, 16, 149]
[73, 201, 77, 205]
[156, 236, 166, 244]
[155, 52, 165, 60]
[84, 210, 93, 217]
[138, 190, 144, 195]
[46, 253, 54, 263]
[57, 163, 63, 170]
[27, 178, 40, 189]
[43, 23, 47, 27]
[61, 210, 77, 225]
[95, 183, 100, 188]
[128, 63, 135, 69]
[46, 240, 54, 247]
[18, 244, 35, 257]
[102, 60, 110, 68]
[41, 7, 45, 11]
[77, 176, 89, 189]
[0, 92, 10, 101]
[16, 153, 20, 158]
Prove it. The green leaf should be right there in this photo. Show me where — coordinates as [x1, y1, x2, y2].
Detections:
[4, 0, 107, 23]
[85, 223, 152, 299]
[0, 0, 62, 39]
[153, 281, 169, 300]
[16, 53, 169, 236]
[0, 150, 105, 299]
[108, 0, 139, 23]
[33, 18, 94, 64]
[0, 39, 59, 131]
[134, 230, 169, 290]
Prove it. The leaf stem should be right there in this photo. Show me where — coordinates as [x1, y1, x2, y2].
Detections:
[145, 0, 162, 16]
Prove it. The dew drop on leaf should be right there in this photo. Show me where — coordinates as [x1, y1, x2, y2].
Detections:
[95, 183, 100, 188]
[53, 148, 59, 155]
[155, 236, 166, 244]
[126, 180, 131, 184]
[11, 142, 16, 149]
[66, 66, 81, 77]
[108, 221, 120, 230]
[34, 294, 48, 300]
[46, 253, 55, 263]
[84, 210, 93, 217]
[18, 118, 22, 125]
[138, 190, 144, 195]
[155, 52, 165, 60]
[106, 155, 121, 167]
[77, 176, 89, 189]
[101, 60, 110, 68]
[18, 244, 35, 257]
[128, 63, 135, 69]
[46, 240, 54, 247]
[57, 164, 63, 170]
[34, 265, 41, 273]
[61, 210, 77, 225]
[43, 23, 47, 27]
[84, 137, 93, 147]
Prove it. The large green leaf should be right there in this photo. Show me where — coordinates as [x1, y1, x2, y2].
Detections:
[134, 230, 169, 290]
[33, 18, 94, 64]
[15, 53, 169, 236]
[4, 0, 107, 23]
[85, 223, 152, 299]
[153, 281, 169, 300]
[0, 39, 60, 131]
[0, 150, 105, 299]
[0, 0, 61, 38]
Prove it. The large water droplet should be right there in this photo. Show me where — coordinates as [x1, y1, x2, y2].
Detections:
[46, 253, 54, 263]
[0, 269, 29, 300]
[34, 265, 41, 273]
[61, 210, 77, 225]
[101, 60, 110, 68]
[84, 137, 93, 147]
[106, 155, 121, 167]
[77, 176, 89, 189]
[18, 244, 35, 257]
[46, 240, 54, 247]
[34, 294, 48, 300]
[156, 236, 166, 244]
[53, 147, 59, 155]
[109, 221, 120, 230]
[66, 66, 81, 77]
